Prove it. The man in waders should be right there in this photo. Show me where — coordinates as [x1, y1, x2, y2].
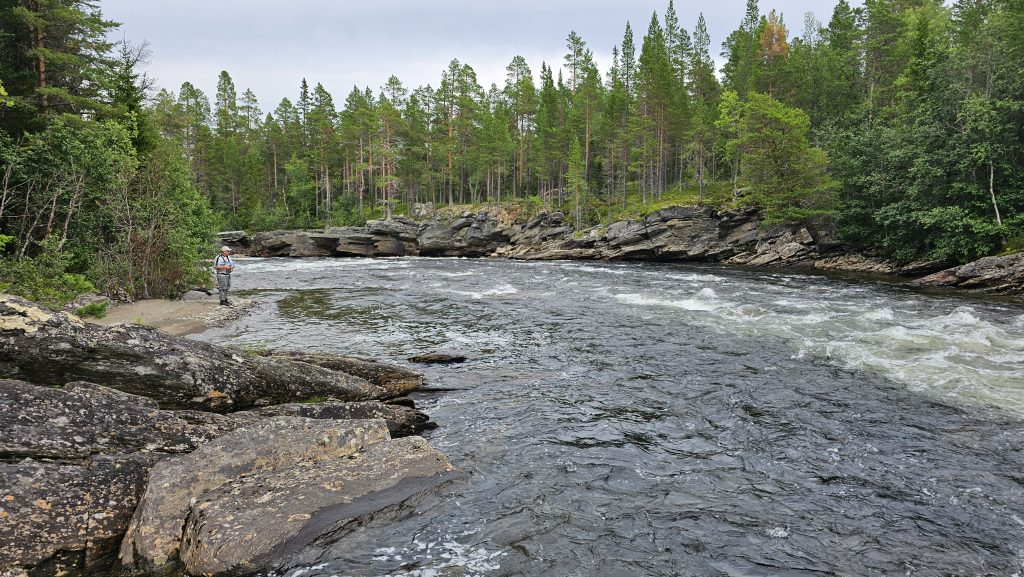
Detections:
[214, 246, 235, 306]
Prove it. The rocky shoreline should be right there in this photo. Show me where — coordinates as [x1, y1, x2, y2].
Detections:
[0, 294, 453, 577]
[220, 207, 1024, 297]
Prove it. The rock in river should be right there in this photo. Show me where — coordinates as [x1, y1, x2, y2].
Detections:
[0, 294, 386, 410]
[179, 435, 457, 576]
[120, 417, 456, 576]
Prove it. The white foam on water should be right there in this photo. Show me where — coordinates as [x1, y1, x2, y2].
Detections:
[240, 257, 413, 274]
[661, 272, 728, 283]
[446, 283, 519, 300]
[614, 289, 723, 312]
[569, 264, 630, 275]
[372, 532, 507, 577]
[863, 307, 895, 321]
[611, 281, 1024, 415]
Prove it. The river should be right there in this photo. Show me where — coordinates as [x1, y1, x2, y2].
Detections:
[198, 257, 1024, 577]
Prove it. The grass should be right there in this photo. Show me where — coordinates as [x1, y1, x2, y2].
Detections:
[75, 301, 108, 318]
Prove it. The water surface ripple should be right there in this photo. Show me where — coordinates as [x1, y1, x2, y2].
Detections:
[199, 258, 1024, 577]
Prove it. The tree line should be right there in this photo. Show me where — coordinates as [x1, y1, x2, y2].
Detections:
[1, 0, 1022, 306]
[161, 0, 1024, 262]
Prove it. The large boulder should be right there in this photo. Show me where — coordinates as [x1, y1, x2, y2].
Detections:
[1, 455, 156, 576]
[0, 294, 386, 411]
[0, 380, 223, 460]
[419, 211, 511, 257]
[178, 435, 457, 576]
[0, 378, 440, 577]
[911, 252, 1024, 295]
[119, 417, 391, 573]
[0, 379, 242, 577]
[250, 230, 338, 257]
[266, 351, 425, 397]
[329, 219, 422, 257]
[119, 417, 456, 577]
[216, 231, 250, 254]
[242, 400, 435, 438]
[727, 225, 817, 266]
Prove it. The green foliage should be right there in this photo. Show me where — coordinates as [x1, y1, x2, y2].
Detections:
[5, 0, 1023, 279]
[727, 92, 839, 225]
[75, 301, 108, 318]
[92, 137, 217, 298]
[0, 237, 96, 308]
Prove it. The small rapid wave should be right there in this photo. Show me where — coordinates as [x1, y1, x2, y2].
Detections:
[613, 280, 1024, 415]
[445, 283, 519, 300]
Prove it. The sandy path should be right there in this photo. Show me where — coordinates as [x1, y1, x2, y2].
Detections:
[88, 291, 252, 336]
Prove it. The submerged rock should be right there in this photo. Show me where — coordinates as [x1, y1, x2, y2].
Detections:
[408, 353, 468, 365]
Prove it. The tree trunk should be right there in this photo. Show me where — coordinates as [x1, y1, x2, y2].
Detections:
[33, 19, 47, 111]
[990, 161, 1002, 226]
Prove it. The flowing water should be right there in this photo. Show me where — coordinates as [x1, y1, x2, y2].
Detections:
[198, 257, 1024, 577]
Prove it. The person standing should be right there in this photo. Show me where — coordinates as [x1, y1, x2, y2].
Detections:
[213, 246, 235, 305]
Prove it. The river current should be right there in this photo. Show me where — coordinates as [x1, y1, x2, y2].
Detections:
[198, 257, 1024, 577]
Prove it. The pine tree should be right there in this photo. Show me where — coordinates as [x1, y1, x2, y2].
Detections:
[637, 12, 673, 200]
[504, 55, 535, 199]
[721, 0, 762, 99]
[2, 0, 118, 131]
[690, 14, 721, 201]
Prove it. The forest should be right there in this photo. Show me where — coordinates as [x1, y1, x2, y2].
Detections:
[0, 0, 1022, 306]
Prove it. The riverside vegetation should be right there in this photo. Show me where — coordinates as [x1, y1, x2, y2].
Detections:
[1, 0, 1024, 307]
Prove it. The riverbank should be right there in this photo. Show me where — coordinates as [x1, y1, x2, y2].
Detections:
[220, 207, 1024, 298]
[0, 293, 449, 577]
[88, 291, 254, 336]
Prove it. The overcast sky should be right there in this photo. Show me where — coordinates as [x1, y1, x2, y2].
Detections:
[100, 0, 848, 113]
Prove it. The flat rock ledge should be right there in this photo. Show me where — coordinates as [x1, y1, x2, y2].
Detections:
[228, 208, 1002, 287]
[911, 252, 1024, 296]
[0, 295, 452, 577]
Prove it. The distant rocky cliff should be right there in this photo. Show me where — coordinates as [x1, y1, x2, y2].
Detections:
[218, 207, 1024, 296]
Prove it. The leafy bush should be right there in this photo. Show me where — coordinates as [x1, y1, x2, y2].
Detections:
[75, 301, 108, 318]
[0, 236, 97, 308]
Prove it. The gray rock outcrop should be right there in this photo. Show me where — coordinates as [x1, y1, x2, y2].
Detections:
[227, 208, 1019, 294]
[178, 435, 456, 576]
[0, 294, 386, 411]
[911, 252, 1024, 295]
[1, 454, 156, 577]
[119, 417, 391, 573]
[419, 212, 511, 257]
[0, 295, 449, 577]
[0, 380, 222, 460]
[0, 379, 440, 577]
[265, 351, 425, 398]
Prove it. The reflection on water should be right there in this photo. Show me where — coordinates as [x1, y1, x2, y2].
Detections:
[198, 257, 1024, 577]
